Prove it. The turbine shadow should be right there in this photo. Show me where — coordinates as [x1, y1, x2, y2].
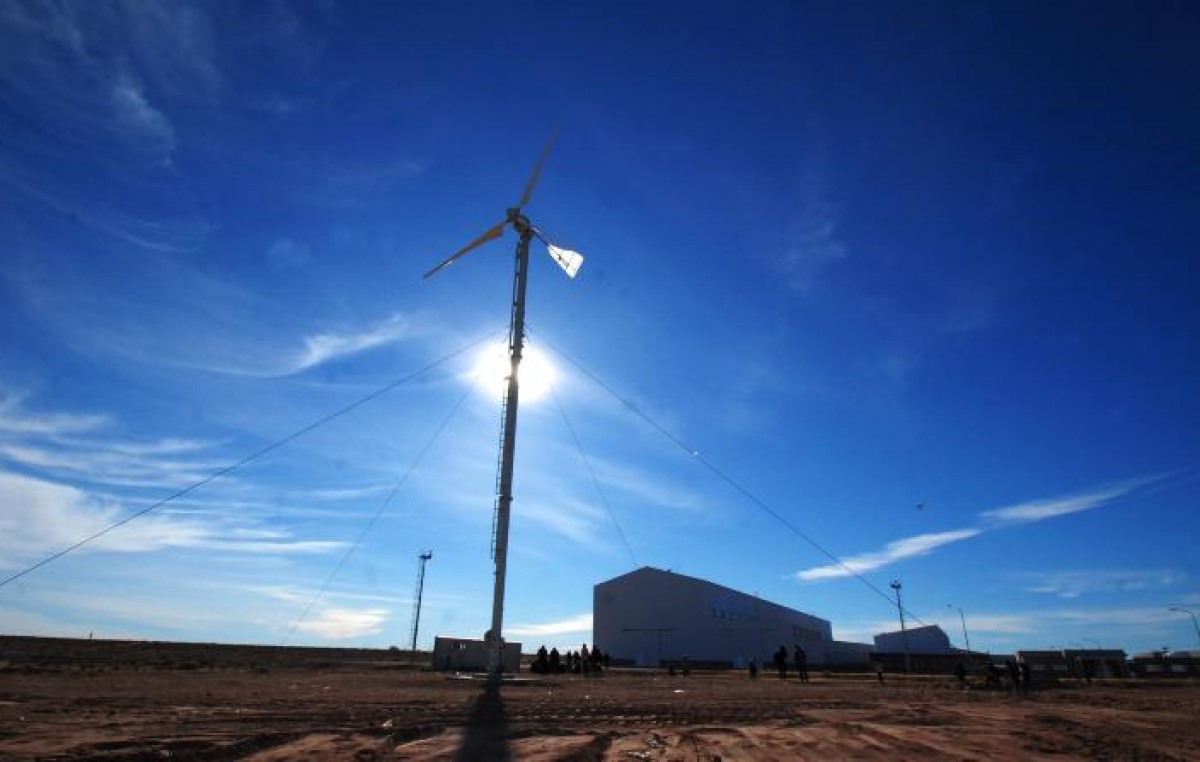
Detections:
[455, 684, 511, 761]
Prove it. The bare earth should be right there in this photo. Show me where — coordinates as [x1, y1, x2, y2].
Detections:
[1, 640, 1197, 760]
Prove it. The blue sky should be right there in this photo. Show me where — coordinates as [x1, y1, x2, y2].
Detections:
[1, 0, 1198, 657]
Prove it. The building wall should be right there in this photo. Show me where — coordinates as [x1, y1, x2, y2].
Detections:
[594, 567, 859, 666]
[874, 625, 953, 655]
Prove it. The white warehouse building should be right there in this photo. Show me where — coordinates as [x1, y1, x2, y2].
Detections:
[874, 624, 954, 655]
[594, 567, 872, 667]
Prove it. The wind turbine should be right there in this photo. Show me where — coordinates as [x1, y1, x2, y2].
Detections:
[424, 134, 583, 679]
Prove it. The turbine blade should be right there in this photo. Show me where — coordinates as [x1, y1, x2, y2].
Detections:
[546, 243, 584, 278]
[517, 130, 558, 209]
[424, 221, 507, 279]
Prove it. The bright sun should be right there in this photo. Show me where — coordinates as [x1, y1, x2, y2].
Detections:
[471, 342, 557, 403]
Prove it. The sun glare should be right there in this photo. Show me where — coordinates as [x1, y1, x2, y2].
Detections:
[471, 342, 557, 403]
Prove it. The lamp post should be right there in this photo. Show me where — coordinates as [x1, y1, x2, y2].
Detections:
[891, 579, 911, 674]
[1169, 607, 1200, 646]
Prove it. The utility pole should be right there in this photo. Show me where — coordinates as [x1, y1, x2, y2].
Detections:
[947, 603, 971, 660]
[409, 550, 433, 653]
[891, 579, 911, 674]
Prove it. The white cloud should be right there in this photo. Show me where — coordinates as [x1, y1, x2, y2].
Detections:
[948, 613, 1037, 635]
[981, 480, 1146, 524]
[1018, 569, 1187, 599]
[590, 457, 708, 513]
[0, 470, 344, 564]
[507, 613, 593, 638]
[291, 314, 411, 373]
[796, 474, 1172, 583]
[796, 528, 981, 581]
[0, 394, 108, 435]
[0, 441, 225, 489]
[777, 156, 848, 295]
[293, 607, 390, 639]
[110, 71, 175, 163]
[520, 498, 608, 549]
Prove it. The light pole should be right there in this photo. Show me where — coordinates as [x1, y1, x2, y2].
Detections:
[1169, 607, 1200, 646]
[891, 579, 911, 674]
[409, 550, 433, 654]
[947, 604, 971, 661]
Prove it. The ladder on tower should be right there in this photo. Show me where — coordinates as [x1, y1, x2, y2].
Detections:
[490, 388, 509, 560]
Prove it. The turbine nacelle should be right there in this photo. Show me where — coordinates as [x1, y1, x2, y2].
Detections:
[423, 133, 583, 280]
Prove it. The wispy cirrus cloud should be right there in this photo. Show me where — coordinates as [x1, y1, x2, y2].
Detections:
[0, 470, 344, 564]
[1016, 569, 1188, 599]
[797, 528, 981, 581]
[981, 476, 1159, 525]
[778, 162, 848, 295]
[507, 613, 593, 638]
[290, 314, 412, 374]
[110, 71, 175, 163]
[0, 394, 346, 566]
[974, 477, 1161, 525]
[0, 394, 108, 435]
[0, 0, 218, 250]
[796, 475, 1167, 582]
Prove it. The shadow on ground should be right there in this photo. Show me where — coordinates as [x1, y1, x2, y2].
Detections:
[455, 685, 510, 761]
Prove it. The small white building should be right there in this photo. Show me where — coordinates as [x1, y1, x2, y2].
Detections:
[431, 636, 522, 673]
[594, 566, 871, 666]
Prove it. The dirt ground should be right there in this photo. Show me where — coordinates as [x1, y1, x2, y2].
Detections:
[1, 638, 1197, 761]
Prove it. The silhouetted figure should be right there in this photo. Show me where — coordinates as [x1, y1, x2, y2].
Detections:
[1007, 659, 1021, 694]
[1019, 660, 1032, 691]
[794, 646, 809, 683]
[874, 659, 884, 684]
[954, 661, 966, 685]
[985, 662, 1001, 688]
[749, 657, 758, 680]
[774, 646, 788, 680]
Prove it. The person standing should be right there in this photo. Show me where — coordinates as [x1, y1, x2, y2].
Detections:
[774, 646, 788, 680]
[794, 646, 809, 683]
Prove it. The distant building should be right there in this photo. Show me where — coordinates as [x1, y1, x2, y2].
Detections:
[1130, 650, 1197, 677]
[593, 566, 872, 667]
[874, 624, 953, 655]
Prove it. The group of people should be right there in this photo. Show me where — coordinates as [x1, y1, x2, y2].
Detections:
[955, 659, 1032, 692]
[748, 645, 808, 681]
[531, 643, 608, 675]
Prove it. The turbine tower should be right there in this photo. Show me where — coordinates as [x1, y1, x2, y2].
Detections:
[424, 133, 583, 679]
